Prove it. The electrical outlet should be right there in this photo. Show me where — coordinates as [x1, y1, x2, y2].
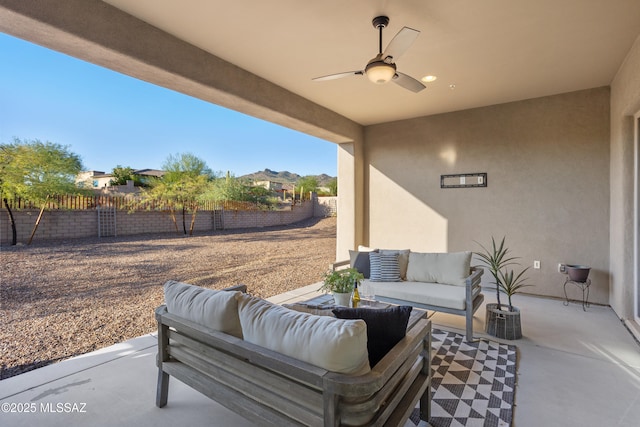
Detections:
[533, 260, 541, 269]
[558, 263, 566, 273]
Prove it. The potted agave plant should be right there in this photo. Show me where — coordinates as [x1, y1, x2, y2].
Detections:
[319, 268, 364, 306]
[476, 237, 531, 340]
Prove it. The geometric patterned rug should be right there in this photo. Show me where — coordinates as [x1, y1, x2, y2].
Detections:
[410, 329, 517, 427]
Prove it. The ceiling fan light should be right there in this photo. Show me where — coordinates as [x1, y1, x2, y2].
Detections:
[365, 61, 396, 84]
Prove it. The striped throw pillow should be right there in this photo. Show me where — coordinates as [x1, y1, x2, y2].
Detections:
[369, 252, 401, 282]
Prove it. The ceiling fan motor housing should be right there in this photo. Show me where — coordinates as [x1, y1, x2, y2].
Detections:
[365, 54, 397, 83]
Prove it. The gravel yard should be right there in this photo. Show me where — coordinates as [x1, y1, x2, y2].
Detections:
[0, 217, 336, 380]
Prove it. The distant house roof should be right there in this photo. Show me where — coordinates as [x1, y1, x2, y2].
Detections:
[133, 169, 165, 177]
[79, 169, 166, 178]
[81, 170, 109, 177]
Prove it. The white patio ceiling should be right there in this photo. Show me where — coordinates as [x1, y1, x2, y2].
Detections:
[101, 0, 640, 125]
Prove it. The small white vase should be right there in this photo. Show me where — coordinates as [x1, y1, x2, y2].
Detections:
[332, 292, 352, 307]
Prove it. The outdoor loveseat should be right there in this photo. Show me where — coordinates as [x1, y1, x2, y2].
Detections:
[334, 248, 484, 341]
[155, 280, 432, 426]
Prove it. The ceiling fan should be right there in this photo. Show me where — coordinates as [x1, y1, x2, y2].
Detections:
[313, 16, 426, 93]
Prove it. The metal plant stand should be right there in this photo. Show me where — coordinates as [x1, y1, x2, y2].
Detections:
[563, 278, 591, 311]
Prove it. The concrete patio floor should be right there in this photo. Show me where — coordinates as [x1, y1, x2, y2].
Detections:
[2, 284, 640, 427]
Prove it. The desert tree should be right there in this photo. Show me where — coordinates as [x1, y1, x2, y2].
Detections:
[0, 144, 16, 244]
[0, 138, 85, 245]
[208, 172, 277, 208]
[327, 177, 337, 196]
[209, 171, 247, 202]
[141, 153, 214, 235]
[110, 165, 145, 187]
[295, 176, 319, 200]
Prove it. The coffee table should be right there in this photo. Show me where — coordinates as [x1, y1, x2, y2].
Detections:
[288, 293, 427, 329]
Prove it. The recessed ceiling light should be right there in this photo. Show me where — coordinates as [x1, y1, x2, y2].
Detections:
[421, 75, 437, 83]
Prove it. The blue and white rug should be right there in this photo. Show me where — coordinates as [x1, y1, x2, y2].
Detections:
[411, 329, 517, 427]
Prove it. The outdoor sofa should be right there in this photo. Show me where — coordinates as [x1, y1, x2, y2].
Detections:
[155, 280, 432, 426]
[334, 248, 484, 341]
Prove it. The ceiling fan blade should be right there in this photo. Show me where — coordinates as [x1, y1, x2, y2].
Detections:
[312, 71, 363, 81]
[392, 72, 426, 93]
[383, 27, 420, 62]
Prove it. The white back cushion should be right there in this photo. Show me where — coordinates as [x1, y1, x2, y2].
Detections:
[406, 251, 472, 286]
[238, 294, 371, 375]
[163, 280, 243, 338]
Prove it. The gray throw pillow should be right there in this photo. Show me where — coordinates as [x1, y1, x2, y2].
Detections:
[349, 249, 378, 278]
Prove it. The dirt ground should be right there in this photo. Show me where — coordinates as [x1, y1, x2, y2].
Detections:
[0, 216, 336, 380]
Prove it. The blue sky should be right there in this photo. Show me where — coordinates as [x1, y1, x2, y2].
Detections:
[0, 33, 337, 177]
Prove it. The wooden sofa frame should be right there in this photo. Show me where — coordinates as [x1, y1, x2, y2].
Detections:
[333, 261, 484, 341]
[155, 285, 432, 426]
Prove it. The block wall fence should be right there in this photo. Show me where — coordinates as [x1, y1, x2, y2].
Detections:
[0, 197, 337, 245]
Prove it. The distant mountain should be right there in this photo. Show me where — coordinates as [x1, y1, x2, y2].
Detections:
[240, 169, 335, 187]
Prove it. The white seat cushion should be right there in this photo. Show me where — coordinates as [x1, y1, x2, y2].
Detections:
[366, 280, 473, 311]
[163, 280, 243, 338]
[238, 294, 370, 376]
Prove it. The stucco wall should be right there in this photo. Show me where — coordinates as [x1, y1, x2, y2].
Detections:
[363, 88, 610, 303]
[337, 137, 365, 260]
[610, 35, 640, 319]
